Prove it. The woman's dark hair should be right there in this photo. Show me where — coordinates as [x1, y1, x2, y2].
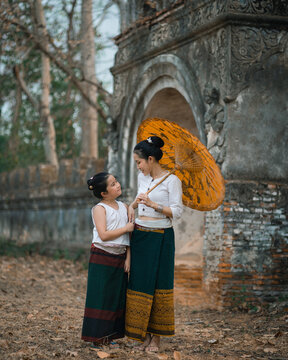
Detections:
[134, 136, 164, 161]
[87, 172, 110, 199]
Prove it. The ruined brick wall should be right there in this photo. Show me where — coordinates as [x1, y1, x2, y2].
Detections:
[111, 0, 288, 307]
[0, 158, 104, 250]
[204, 182, 288, 307]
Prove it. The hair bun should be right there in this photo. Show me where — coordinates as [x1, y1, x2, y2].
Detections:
[149, 136, 164, 148]
[87, 178, 94, 191]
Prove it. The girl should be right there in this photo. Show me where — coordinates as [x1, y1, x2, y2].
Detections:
[81, 172, 134, 346]
[125, 136, 183, 352]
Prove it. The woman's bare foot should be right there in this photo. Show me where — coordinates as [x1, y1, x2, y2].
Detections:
[145, 335, 160, 352]
[135, 333, 151, 351]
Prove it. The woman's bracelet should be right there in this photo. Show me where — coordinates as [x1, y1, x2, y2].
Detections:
[156, 204, 163, 213]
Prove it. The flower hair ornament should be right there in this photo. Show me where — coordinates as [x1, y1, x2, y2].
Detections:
[146, 137, 153, 144]
[89, 176, 94, 190]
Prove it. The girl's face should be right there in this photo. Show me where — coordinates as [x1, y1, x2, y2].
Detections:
[104, 175, 122, 199]
[133, 153, 151, 176]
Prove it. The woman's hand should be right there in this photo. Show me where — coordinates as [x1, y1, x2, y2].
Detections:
[136, 193, 154, 208]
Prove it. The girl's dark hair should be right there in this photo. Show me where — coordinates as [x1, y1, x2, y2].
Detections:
[134, 136, 164, 161]
[87, 172, 110, 199]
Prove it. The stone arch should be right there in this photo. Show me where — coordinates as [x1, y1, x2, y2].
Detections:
[117, 53, 205, 270]
[118, 54, 206, 189]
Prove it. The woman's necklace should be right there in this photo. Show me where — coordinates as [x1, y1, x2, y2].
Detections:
[152, 170, 167, 180]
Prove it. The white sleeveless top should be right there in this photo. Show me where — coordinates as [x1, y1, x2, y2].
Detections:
[92, 201, 130, 247]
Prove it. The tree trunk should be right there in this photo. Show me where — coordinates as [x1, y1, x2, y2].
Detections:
[35, 0, 59, 168]
[80, 0, 98, 159]
[8, 79, 22, 163]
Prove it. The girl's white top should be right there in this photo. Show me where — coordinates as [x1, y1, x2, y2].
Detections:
[135, 172, 183, 228]
[92, 201, 130, 247]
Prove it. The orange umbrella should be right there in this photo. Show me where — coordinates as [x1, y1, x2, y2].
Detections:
[137, 118, 225, 211]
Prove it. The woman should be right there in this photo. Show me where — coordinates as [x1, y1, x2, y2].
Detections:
[125, 136, 183, 352]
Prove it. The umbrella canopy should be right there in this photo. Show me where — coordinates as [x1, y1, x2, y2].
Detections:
[137, 117, 225, 211]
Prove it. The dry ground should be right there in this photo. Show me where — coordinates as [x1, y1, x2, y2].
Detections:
[0, 255, 287, 360]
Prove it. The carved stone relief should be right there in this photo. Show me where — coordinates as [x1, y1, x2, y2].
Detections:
[228, 0, 288, 16]
[115, 0, 227, 67]
[112, 72, 129, 118]
[230, 27, 288, 96]
[203, 87, 226, 165]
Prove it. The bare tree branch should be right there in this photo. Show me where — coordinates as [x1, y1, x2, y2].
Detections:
[94, 1, 114, 30]
[1, 2, 110, 120]
[13, 65, 39, 110]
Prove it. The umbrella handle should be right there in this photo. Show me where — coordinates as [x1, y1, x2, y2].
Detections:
[146, 170, 175, 195]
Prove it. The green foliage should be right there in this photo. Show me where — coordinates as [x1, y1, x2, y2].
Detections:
[0, 0, 115, 173]
[0, 135, 15, 172]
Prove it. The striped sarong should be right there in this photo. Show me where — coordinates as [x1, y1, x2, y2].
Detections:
[81, 246, 128, 344]
[125, 226, 175, 342]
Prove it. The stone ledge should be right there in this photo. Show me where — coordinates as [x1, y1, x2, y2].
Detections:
[0, 157, 105, 200]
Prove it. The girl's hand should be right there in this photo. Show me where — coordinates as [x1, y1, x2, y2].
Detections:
[128, 204, 135, 223]
[124, 258, 130, 273]
[125, 222, 135, 232]
[125, 247, 131, 273]
[136, 193, 153, 208]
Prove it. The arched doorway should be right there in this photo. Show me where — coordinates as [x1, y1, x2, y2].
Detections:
[114, 54, 208, 305]
[144, 87, 200, 138]
[144, 88, 205, 270]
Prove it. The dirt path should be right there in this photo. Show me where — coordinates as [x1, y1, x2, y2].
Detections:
[0, 255, 287, 359]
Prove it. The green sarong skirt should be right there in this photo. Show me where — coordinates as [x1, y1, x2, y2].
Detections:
[82, 246, 128, 344]
[125, 225, 175, 342]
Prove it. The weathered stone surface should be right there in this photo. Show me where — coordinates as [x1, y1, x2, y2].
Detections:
[204, 181, 288, 306]
[0, 158, 104, 248]
[110, 0, 288, 306]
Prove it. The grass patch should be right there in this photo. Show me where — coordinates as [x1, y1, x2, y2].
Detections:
[0, 238, 89, 266]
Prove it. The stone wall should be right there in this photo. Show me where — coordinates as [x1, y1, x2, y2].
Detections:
[0, 158, 104, 251]
[204, 181, 288, 306]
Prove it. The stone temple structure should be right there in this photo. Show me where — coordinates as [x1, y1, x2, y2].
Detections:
[0, 0, 287, 308]
[109, 0, 288, 306]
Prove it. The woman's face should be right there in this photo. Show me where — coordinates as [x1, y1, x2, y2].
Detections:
[133, 153, 151, 176]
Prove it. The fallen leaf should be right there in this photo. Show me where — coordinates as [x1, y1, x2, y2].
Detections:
[208, 339, 218, 344]
[66, 350, 78, 357]
[158, 354, 169, 360]
[174, 350, 181, 360]
[97, 351, 110, 358]
[0, 339, 9, 349]
[51, 337, 65, 341]
[274, 330, 283, 338]
[264, 348, 278, 354]
[27, 313, 34, 320]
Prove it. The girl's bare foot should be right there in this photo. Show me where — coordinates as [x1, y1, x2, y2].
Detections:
[135, 333, 151, 351]
[145, 335, 160, 352]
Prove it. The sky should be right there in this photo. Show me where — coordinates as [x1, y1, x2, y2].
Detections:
[95, 3, 120, 93]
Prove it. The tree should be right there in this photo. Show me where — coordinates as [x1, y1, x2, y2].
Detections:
[79, 0, 98, 158]
[0, 0, 120, 171]
[35, 0, 58, 167]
